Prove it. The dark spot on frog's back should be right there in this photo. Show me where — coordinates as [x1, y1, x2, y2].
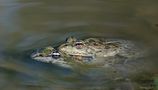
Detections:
[93, 42, 102, 46]
[89, 39, 95, 43]
[105, 43, 119, 49]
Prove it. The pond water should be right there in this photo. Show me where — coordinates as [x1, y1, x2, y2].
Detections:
[0, 0, 158, 90]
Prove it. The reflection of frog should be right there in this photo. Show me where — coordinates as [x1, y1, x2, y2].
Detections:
[31, 37, 143, 67]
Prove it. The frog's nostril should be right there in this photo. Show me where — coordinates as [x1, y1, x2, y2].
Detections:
[39, 54, 44, 57]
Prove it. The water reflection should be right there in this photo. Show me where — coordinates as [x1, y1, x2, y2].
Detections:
[0, 0, 158, 90]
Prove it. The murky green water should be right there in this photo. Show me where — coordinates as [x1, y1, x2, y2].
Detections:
[0, 0, 158, 90]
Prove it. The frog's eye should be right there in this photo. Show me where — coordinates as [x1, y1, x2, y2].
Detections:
[75, 42, 84, 46]
[75, 42, 84, 49]
[52, 52, 61, 59]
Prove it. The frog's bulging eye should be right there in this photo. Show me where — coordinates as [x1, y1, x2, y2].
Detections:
[52, 52, 61, 59]
[75, 42, 84, 46]
[75, 42, 84, 49]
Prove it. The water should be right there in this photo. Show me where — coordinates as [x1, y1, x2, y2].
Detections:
[0, 0, 158, 90]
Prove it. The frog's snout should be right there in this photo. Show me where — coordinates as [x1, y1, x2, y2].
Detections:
[31, 52, 40, 58]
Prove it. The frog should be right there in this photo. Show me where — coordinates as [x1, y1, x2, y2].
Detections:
[31, 37, 143, 67]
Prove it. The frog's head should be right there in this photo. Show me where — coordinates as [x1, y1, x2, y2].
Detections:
[31, 46, 56, 59]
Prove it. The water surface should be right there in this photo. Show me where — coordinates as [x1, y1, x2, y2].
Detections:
[0, 0, 158, 90]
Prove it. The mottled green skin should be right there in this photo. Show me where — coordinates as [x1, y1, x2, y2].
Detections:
[31, 37, 144, 67]
[37, 46, 55, 57]
[58, 38, 141, 61]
